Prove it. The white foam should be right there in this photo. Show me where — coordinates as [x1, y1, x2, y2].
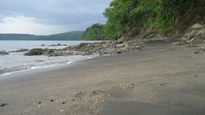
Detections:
[0, 56, 95, 79]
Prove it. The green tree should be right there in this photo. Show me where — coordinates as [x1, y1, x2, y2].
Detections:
[81, 24, 110, 40]
[104, 0, 205, 39]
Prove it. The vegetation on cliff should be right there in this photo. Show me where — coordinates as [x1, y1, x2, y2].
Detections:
[103, 0, 205, 39]
[80, 24, 109, 40]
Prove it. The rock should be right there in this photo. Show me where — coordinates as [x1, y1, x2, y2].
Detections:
[24, 48, 50, 56]
[0, 51, 9, 55]
[44, 49, 56, 56]
[38, 101, 42, 104]
[92, 90, 98, 95]
[117, 51, 122, 54]
[128, 29, 139, 37]
[116, 43, 126, 48]
[41, 44, 46, 46]
[171, 42, 184, 46]
[160, 83, 165, 86]
[49, 44, 59, 47]
[194, 51, 199, 54]
[136, 45, 143, 51]
[60, 109, 64, 112]
[191, 23, 203, 29]
[194, 75, 198, 78]
[24, 39, 144, 57]
[10, 49, 29, 52]
[76, 43, 90, 49]
[62, 101, 66, 104]
[127, 83, 135, 89]
[186, 43, 198, 47]
[50, 99, 54, 102]
[0, 103, 8, 107]
[183, 23, 205, 42]
[49, 44, 67, 47]
[200, 46, 205, 51]
[35, 60, 44, 62]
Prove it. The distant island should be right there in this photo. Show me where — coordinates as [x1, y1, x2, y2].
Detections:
[0, 31, 84, 40]
[0, 26, 111, 41]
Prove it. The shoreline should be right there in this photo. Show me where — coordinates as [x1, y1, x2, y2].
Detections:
[0, 40, 101, 78]
[0, 43, 205, 114]
[0, 55, 96, 79]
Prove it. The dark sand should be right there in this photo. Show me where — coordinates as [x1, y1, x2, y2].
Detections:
[0, 43, 205, 115]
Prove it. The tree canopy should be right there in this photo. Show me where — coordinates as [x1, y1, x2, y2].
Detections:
[80, 24, 110, 40]
[103, 0, 205, 39]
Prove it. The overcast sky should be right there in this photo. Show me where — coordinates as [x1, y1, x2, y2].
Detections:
[0, 0, 111, 35]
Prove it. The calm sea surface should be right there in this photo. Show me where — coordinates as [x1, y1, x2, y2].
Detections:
[0, 40, 96, 77]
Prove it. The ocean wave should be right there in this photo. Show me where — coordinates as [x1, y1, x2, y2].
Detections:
[0, 55, 95, 78]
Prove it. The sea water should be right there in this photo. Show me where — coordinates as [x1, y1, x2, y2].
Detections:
[0, 40, 96, 77]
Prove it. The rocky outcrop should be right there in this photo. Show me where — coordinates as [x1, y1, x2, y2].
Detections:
[10, 49, 29, 53]
[182, 23, 205, 43]
[0, 51, 9, 55]
[25, 23, 205, 57]
[48, 43, 67, 47]
[24, 48, 57, 56]
[25, 40, 144, 57]
[24, 48, 46, 56]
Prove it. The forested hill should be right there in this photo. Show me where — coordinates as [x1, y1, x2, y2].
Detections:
[0, 31, 84, 40]
[79, 0, 205, 40]
[80, 24, 109, 40]
[103, 0, 205, 39]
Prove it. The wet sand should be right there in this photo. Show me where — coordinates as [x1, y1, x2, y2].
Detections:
[0, 43, 205, 115]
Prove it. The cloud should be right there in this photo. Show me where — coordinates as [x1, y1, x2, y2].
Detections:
[0, 0, 112, 35]
[0, 16, 68, 35]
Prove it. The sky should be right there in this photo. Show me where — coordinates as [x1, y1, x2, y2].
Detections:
[0, 0, 111, 35]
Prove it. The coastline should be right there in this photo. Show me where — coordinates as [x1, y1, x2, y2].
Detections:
[0, 55, 95, 79]
[1, 43, 205, 115]
[0, 40, 100, 77]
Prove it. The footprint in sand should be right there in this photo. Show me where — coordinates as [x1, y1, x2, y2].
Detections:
[194, 75, 198, 78]
[1, 103, 8, 107]
[62, 101, 67, 105]
[160, 83, 166, 86]
[50, 99, 54, 102]
[38, 101, 42, 104]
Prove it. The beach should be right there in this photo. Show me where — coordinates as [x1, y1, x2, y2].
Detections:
[0, 43, 205, 115]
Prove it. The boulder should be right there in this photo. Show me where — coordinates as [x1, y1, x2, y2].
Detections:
[171, 42, 185, 46]
[48, 44, 67, 47]
[24, 40, 145, 57]
[183, 23, 205, 43]
[0, 51, 9, 55]
[200, 46, 205, 51]
[10, 49, 29, 52]
[24, 48, 48, 56]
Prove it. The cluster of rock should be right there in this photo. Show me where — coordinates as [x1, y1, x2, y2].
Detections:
[0, 51, 9, 55]
[25, 40, 144, 56]
[48, 43, 68, 47]
[10, 49, 29, 53]
[169, 23, 205, 50]
[40, 43, 68, 47]
[0, 49, 29, 55]
[25, 23, 205, 57]
[183, 23, 205, 42]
